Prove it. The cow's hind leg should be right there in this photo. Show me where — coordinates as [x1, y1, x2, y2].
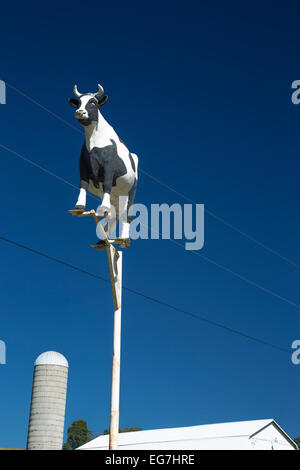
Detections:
[106, 212, 118, 239]
[118, 180, 137, 247]
[94, 208, 117, 249]
[118, 195, 129, 243]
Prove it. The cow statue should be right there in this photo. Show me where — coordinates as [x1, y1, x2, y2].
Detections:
[69, 84, 138, 248]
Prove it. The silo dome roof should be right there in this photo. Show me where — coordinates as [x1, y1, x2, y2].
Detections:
[34, 351, 69, 367]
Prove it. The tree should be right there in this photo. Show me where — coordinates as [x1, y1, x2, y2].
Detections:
[63, 420, 93, 450]
[294, 437, 300, 449]
[103, 427, 142, 435]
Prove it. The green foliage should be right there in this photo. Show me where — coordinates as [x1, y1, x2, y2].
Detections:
[63, 420, 93, 450]
[294, 436, 300, 448]
[103, 427, 142, 435]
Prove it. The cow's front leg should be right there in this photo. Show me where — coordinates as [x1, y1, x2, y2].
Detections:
[97, 192, 111, 216]
[96, 169, 113, 216]
[74, 187, 86, 213]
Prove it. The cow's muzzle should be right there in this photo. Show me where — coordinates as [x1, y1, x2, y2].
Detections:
[75, 110, 88, 120]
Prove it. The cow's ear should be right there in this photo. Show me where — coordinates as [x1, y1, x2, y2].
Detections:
[98, 95, 108, 107]
[68, 98, 80, 108]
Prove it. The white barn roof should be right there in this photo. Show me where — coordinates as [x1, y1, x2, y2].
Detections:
[77, 419, 297, 450]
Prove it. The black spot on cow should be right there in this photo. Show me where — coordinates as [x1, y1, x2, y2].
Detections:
[79, 139, 127, 193]
[84, 98, 99, 122]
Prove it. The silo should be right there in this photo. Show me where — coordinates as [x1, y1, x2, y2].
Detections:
[27, 351, 69, 450]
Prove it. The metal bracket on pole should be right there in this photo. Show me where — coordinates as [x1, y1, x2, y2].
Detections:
[69, 209, 123, 450]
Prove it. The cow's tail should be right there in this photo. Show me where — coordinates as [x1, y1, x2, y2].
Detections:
[131, 153, 139, 180]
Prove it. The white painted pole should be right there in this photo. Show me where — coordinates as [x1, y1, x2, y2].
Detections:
[68, 210, 123, 450]
[109, 305, 122, 449]
[106, 247, 122, 450]
[93, 215, 123, 450]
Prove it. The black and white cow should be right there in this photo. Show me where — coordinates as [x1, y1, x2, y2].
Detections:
[69, 84, 138, 247]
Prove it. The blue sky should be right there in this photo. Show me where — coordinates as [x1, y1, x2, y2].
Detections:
[0, 0, 299, 447]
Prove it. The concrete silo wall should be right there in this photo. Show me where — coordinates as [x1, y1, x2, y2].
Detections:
[27, 353, 68, 450]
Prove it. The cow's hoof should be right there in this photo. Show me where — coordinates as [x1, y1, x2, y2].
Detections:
[74, 205, 85, 213]
[69, 205, 85, 216]
[123, 238, 130, 249]
[90, 240, 106, 250]
[95, 240, 107, 250]
[115, 238, 130, 249]
[96, 205, 111, 217]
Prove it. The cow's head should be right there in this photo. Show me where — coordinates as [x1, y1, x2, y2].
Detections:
[68, 84, 108, 126]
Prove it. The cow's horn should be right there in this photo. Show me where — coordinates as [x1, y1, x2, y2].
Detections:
[95, 84, 104, 98]
[73, 85, 82, 98]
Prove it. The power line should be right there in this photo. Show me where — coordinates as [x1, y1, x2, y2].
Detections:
[168, 238, 300, 310]
[0, 234, 290, 355]
[0, 144, 100, 202]
[0, 142, 299, 310]
[141, 169, 300, 269]
[5, 83, 82, 135]
[5, 82, 299, 269]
